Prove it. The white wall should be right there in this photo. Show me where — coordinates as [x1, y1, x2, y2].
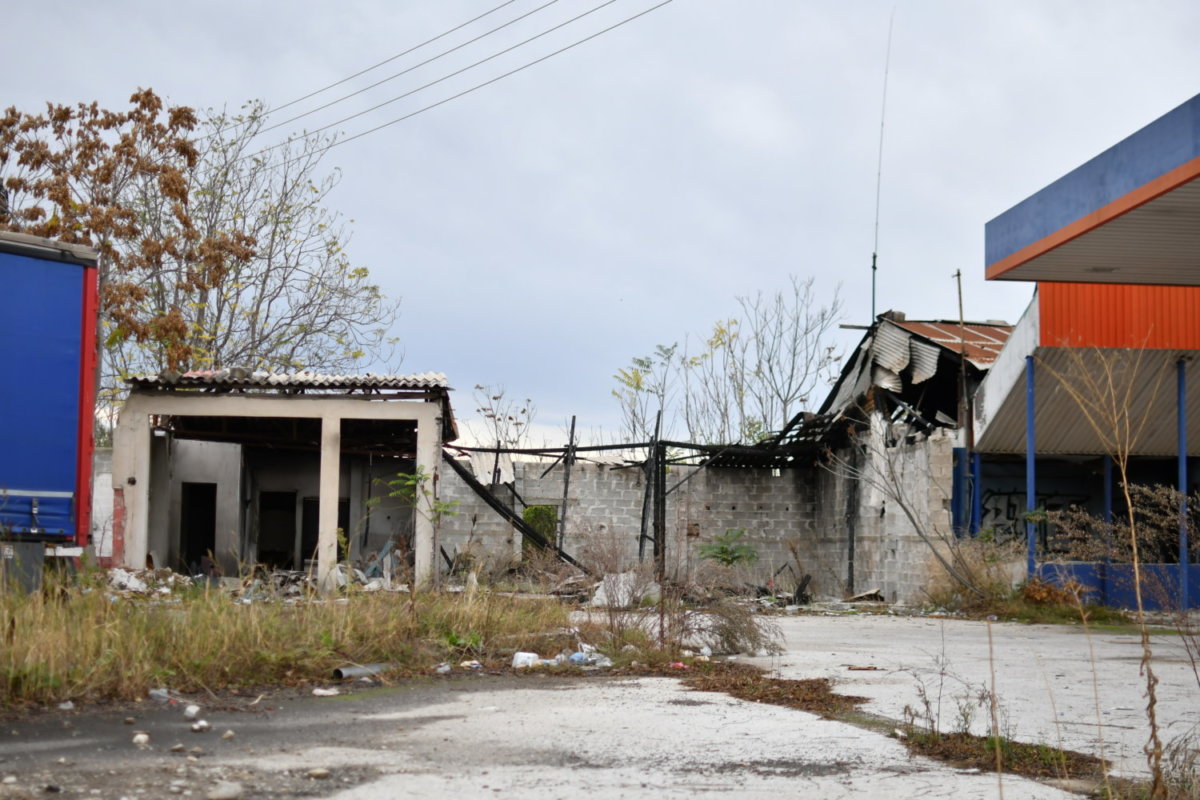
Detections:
[164, 439, 242, 574]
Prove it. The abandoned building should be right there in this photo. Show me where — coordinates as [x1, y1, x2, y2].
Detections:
[429, 313, 1016, 604]
[108, 371, 456, 589]
[100, 91, 1200, 609]
[977, 89, 1200, 609]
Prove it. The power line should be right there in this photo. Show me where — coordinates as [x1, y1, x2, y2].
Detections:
[259, 0, 564, 137]
[265, 0, 673, 169]
[266, 0, 522, 118]
[242, 0, 625, 162]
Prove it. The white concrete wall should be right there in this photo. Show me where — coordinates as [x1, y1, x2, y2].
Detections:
[112, 391, 444, 587]
[164, 439, 243, 574]
[90, 448, 113, 559]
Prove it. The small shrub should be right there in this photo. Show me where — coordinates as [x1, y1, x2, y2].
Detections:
[1021, 577, 1089, 607]
[699, 529, 758, 567]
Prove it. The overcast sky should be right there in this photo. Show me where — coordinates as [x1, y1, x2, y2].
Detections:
[8, 1, 1199, 443]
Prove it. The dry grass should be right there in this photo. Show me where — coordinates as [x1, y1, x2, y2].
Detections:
[0, 576, 568, 706]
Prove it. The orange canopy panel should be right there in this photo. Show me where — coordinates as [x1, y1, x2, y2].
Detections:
[1038, 282, 1200, 349]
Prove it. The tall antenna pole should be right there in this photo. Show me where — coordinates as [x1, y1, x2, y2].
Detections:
[954, 269, 974, 449]
[871, 9, 895, 322]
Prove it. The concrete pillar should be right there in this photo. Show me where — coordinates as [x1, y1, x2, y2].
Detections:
[110, 402, 152, 569]
[317, 416, 341, 592]
[413, 411, 441, 587]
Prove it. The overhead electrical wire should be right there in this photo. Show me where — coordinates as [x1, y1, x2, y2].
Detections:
[258, 0, 564, 136]
[265, 0, 522, 118]
[292, 0, 674, 162]
[241, 0, 631, 162]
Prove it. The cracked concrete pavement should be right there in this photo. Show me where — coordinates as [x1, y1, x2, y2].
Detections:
[1, 612, 1194, 799]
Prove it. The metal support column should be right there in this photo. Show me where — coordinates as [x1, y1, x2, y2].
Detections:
[970, 452, 983, 535]
[1103, 456, 1113, 524]
[1025, 356, 1037, 578]
[1178, 359, 1189, 611]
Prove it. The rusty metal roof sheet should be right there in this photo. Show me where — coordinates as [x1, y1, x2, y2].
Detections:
[129, 370, 450, 391]
[893, 320, 1013, 368]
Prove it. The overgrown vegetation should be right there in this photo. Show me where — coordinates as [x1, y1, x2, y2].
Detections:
[1050, 483, 1200, 565]
[0, 574, 568, 707]
[698, 528, 758, 567]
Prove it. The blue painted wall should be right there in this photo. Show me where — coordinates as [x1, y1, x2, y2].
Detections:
[1040, 562, 1200, 611]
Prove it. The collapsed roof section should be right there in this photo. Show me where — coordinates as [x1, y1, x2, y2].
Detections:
[818, 312, 1012, 420]
[719, 311, 1012, 467]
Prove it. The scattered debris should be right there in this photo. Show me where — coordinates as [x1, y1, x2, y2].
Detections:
[459, 660, 482, 670]
[170, 744, 186, 753]
[191, 720, 211, 733]
[132, 732, 150, 748]
[56, 701, 74, 711]
[124, 717, 136, 725]
[848, 588, 885, 603]
[846, 665, 883, 671]
[435, 663, 452, 674]
[332, 663, 393, 680]
[183, 704, 201, 720]
[311, 687, 340, 697]
[109, 568, 194, 597]
[206, 780, 244, 800]
[591, 572, 660, 608]
[306, 768, 331, 780]
[512, 652, 539, 668]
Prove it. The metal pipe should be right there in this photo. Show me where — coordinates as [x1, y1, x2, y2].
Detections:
[1025, 355, 1037, 579]
[1179, 359, 1190, 611]
[332, 663, 393, 680]
[970, 452, 983, 536]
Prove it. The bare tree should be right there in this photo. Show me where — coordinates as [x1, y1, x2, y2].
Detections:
[614, 277, 841, 444]
[1041, 347, 1174, 795]
[108, 101, 399, 395]
[469, 384, 536, 450]
[612, 343, 677, 442]
[0, 90, 254, 370]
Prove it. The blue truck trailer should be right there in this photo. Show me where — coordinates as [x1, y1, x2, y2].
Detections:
[0, 231, 99, 584]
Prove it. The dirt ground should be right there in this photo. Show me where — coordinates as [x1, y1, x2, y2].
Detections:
[0, 611, 1194, 799]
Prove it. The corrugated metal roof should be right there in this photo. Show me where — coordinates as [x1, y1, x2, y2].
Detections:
[894, 320, 1013, 368]
[1039, 282, 1200, 349]
[129, 370, 450, 391]
[974, 347, 1200, 456]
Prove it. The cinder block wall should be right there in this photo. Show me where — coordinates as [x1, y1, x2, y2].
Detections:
[438, 458, 820, 590]
[438, 423, 951, 604]
[806, 425, 954, 604]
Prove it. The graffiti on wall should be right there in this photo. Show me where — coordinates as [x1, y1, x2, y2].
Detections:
[979, 489, 1091, 551]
